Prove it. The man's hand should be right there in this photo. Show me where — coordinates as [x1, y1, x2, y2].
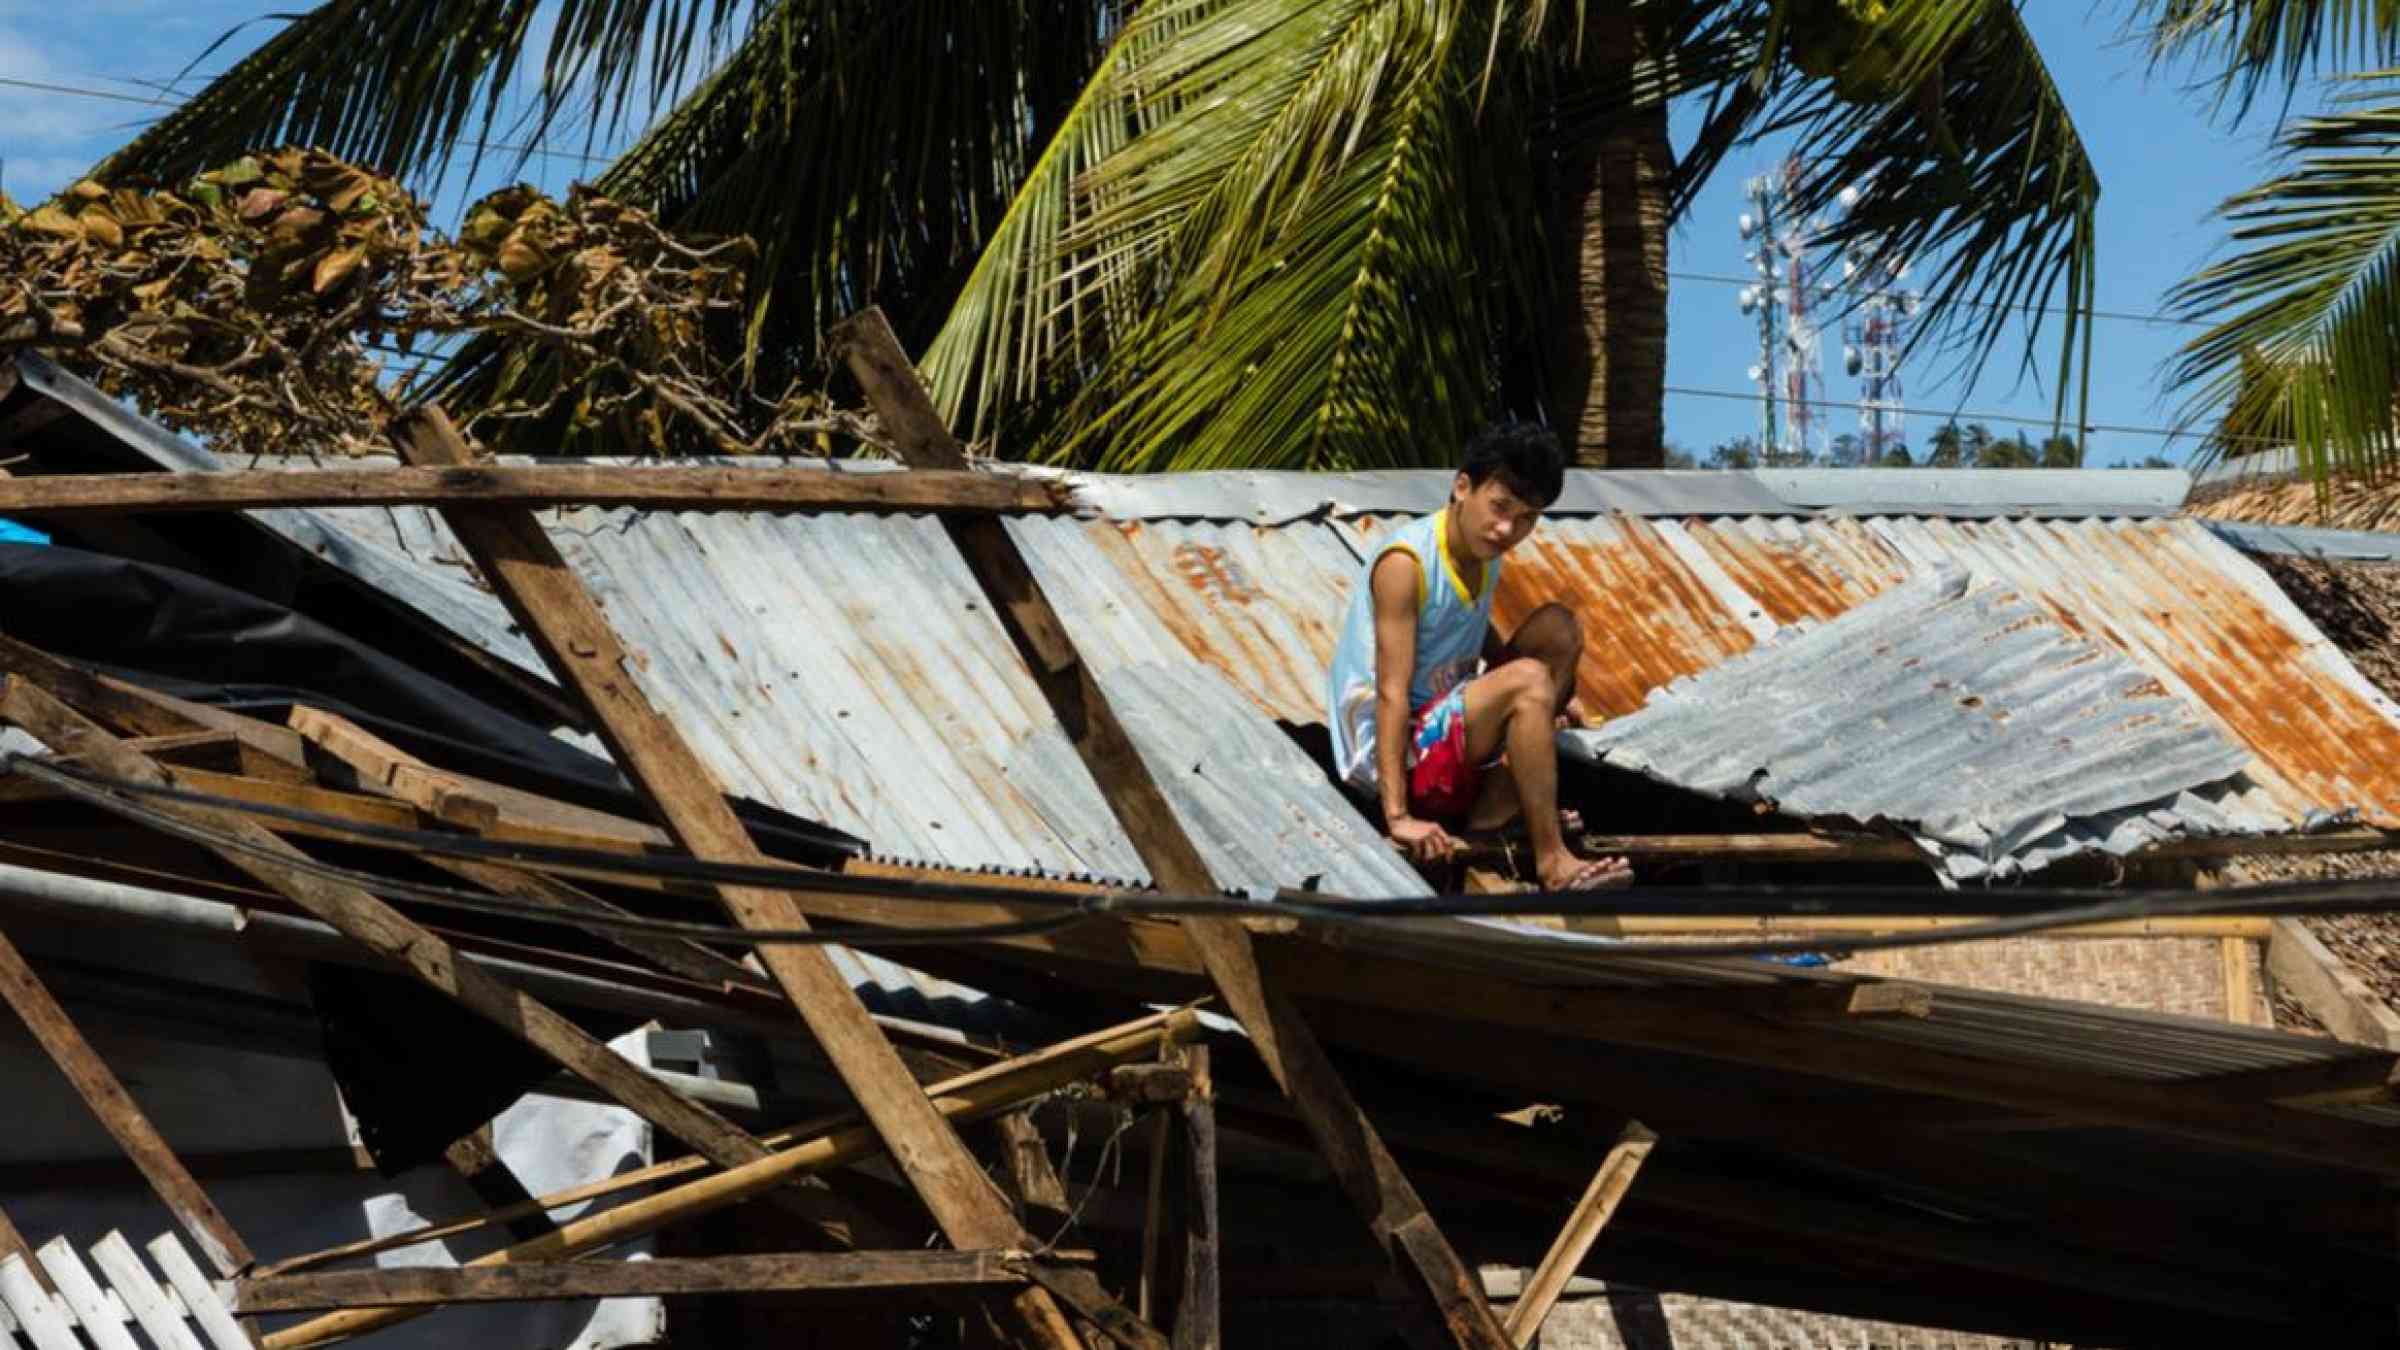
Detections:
[1389, 813, 1461, 864]
[1555, 696, 1589, 732]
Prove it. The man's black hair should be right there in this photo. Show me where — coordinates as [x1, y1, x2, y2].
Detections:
[1460, 421, 1566, 508]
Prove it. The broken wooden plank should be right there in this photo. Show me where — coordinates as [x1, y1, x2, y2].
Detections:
[827, 310, 973, 472]
[286, 705, 754, 988]
[827, 308, 1512, 1349]
[234, 1251, 1028, 1313]
[0, 634, 306, 767]
[1175, 1045, 1218, 1350]
[259, 1007, 1196, 1278]
[0, 1208, 50, 1297]
[0, 677, 823, 1214]
[390, 406, 1125, 1350]
[1502, 1123, 1657, 1348]
[0, 922, 252, 1278]
[0, 464, 1058, 518]
[1568, 914, 2275, 939]
[993, 1110, 1070, 1221]
[2265, 918, 2400, 1049]
[255, 1008, 1199, 1348]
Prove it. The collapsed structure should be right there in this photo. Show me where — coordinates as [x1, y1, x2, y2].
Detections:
[0, 343, 2392, 1349]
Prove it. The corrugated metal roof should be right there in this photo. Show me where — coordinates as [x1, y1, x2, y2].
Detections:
[2202, 519, 2400, 563]
[1568, 569, 2255, 878]
[1045, 464, 2191, 523]
[528, 505, 1420, 897]
[9, 356, 548, 681]
[83, 447, 2397, 876]
[1862, 516, 2400, 831]
[1068, 507, 2400, 869]
[1005, 515, 1362, 726]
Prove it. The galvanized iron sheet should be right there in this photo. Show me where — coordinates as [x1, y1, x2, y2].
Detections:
[1566, 570, 2254, 879]
[524, 506, 1420, 897]
[1061, 507, 2400, 868]
[1005, 515, 1364, 725]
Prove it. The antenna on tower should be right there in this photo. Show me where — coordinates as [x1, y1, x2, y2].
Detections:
[1738, 155, 1828, 466]
[1841, 247, 1913, 466]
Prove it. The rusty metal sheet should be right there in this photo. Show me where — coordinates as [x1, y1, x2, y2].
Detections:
[1006, 514, 1366, 725]
[1569, 569, 2254, 879]
[1858, 516, 2400, 830]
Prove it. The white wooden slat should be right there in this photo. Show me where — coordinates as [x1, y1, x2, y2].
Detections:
[32, 1243, 139, 1350]
[0, 1254, 87, 1350]
[0, 1292, 23, 1338]
[135, 1241, 245, 1350]
[83, 1238, 202, 1350]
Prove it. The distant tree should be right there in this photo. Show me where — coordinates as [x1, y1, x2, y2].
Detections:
[2132, 454, 2177, 470]
[1828, 432, 1864, 467]
[1926, 422, 1966, 468]
[1976, 431, 2037, 468]
[1705, 436, 1760, 470]
[2038, 433, 2081, 468]
[1662, 441, 1697, 470]
[1879, 444, 1914, 467]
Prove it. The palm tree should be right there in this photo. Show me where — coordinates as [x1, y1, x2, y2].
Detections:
[2153, 9, 2400, 482]
[92, 0, 2106, 473]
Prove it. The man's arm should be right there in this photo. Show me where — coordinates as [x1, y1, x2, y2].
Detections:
[1369, 552, 1455, 861]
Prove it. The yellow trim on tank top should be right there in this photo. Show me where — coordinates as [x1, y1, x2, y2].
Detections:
[1431, 508, 1485, 608]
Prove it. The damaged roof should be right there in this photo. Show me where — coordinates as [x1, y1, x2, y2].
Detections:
[13, 363, 2397, 885]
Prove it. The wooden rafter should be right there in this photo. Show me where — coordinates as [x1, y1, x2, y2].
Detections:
[829, 305, 1514, 1350]
[0, 464, 1060, 518]
[388, 405, 1144, 1350]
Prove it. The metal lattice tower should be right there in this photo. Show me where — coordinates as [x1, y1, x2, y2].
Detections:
[1736, 156, 1827, 466]
[1841, 242, 1915, 467]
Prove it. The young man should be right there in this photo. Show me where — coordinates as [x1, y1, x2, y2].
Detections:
[1326, 423, 1631, 891]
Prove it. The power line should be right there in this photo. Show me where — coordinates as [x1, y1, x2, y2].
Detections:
[1668, 268, 2209, 331]
[1662, 383, 2280, 448]
[0, 74, 613, 168]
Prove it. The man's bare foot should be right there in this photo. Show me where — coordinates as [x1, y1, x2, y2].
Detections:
[1538, 852, 1632, 891]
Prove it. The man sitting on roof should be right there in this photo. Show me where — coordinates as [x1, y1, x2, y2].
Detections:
[1326, 423, 1632, 891]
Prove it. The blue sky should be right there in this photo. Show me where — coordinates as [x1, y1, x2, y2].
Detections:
[0, 3, 2325, 468]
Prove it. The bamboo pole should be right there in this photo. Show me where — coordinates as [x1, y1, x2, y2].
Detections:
[261, 1008, 1201, 1348]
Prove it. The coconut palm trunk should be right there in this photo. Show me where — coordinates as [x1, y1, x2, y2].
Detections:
[1550, 7, 1672, 469]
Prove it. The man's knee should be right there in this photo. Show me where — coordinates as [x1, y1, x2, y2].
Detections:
[1516, 603, 1582, 656]
[1496, 656, 1556, 707]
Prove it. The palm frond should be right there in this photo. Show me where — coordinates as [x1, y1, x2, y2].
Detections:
[96, 0, 755, 186]
[1752, 0, 2101, 429]
[1033, 0, 1561, 471]
[2166, 75, 2400, 478]
[2131, 0, 2400, 120]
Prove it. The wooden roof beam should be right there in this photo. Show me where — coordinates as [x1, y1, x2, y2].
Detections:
[0, 463, 1061, 518]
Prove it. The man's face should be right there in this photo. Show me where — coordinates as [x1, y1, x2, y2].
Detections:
[1450, 472, 1543, 561]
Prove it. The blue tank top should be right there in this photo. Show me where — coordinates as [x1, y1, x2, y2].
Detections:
[1325, 509, 1499, 789]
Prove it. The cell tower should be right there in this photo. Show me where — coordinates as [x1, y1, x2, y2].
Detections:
[1840, 228, 1916, 467]
[1736, 156, 1827, 466]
